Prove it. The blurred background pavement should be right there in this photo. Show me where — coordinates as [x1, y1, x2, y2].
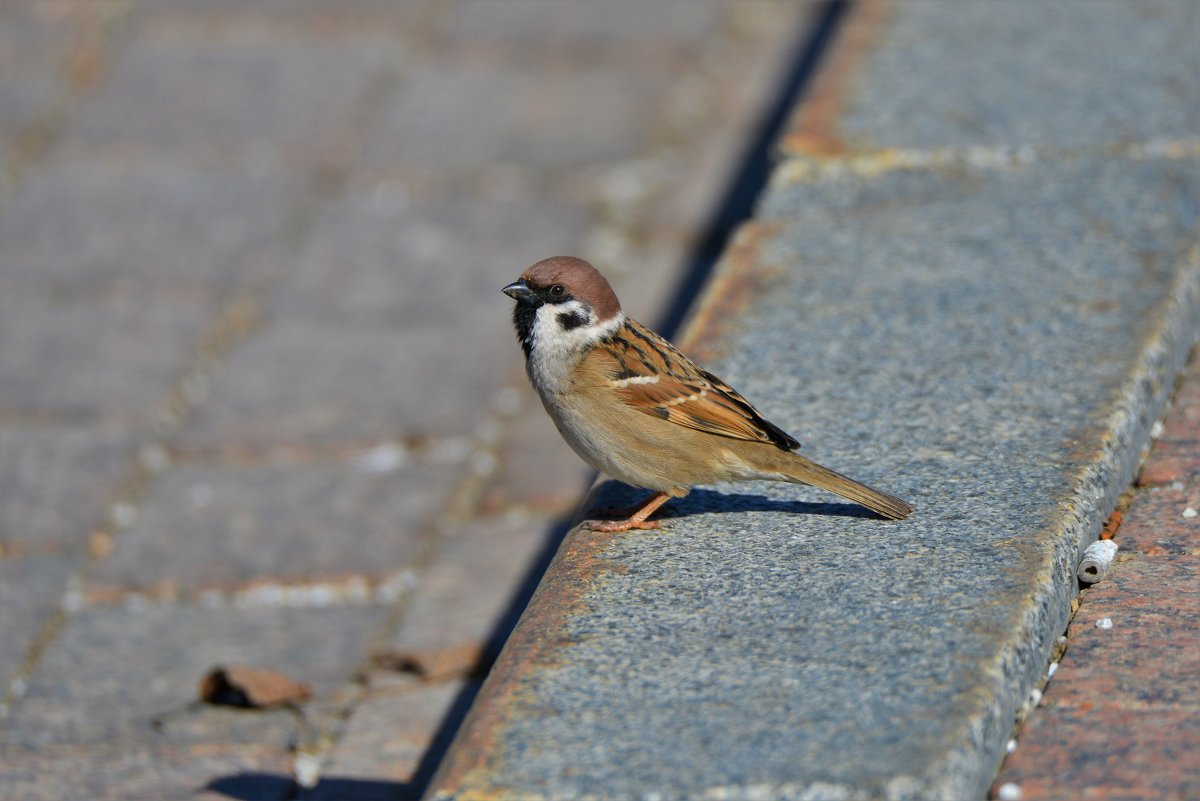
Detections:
[0, 1, 821, 798]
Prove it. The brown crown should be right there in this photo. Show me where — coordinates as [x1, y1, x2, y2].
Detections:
[521, 256, 622, 322]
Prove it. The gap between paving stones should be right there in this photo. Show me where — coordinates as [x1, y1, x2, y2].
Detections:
[2, 41, 467, 723]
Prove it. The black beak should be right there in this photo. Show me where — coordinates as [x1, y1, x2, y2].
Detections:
[502, 279, 535, 302]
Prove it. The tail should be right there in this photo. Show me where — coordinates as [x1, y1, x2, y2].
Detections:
[777, 452, 913, 520]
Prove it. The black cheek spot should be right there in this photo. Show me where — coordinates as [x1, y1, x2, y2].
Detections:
[557, 310, 589, 331]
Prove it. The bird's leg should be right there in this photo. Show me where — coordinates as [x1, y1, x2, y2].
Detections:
[585, 491, 672, 533]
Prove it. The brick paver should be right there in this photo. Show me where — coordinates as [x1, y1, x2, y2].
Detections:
[0, 1, 813, 798]
[993, 352, 1200, 800]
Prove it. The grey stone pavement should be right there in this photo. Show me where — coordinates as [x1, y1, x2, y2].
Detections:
[0, 2, 817, 799]
[427, 2, 1200, 800]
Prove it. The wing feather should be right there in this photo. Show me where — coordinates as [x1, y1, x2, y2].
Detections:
[596, 320, 800, 451]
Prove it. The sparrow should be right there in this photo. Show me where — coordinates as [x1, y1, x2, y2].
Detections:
[503, 256, 913, 532]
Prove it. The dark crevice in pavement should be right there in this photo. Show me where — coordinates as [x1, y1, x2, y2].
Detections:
[655, 0, 851, 340]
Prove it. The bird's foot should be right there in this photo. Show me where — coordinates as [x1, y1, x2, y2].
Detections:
[582, 517, 665, 533]
[581, 491, 673, 533]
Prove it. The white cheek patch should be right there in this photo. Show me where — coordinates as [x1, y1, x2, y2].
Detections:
[527, 304, 626, 396]
[532, 300, 595, 356]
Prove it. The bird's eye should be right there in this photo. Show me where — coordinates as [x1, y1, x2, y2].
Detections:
[550, 285, 565, 296]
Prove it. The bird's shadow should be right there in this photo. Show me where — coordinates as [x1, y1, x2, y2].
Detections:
[588, 482, 882, 524]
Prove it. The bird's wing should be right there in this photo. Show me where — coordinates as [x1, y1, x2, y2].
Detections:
[589, 318, 799, 451]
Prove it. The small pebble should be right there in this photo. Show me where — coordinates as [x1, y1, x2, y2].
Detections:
[1006, 739, 1018, 754]
[353, 443, 407, 474]
[139, 444, 171, 473]
[470, 449, 498, 477]
[1096, 617, 1114, 629]
[998, 782, 1023, 801]
[1182, 507, 1197, 519]
[1047, 661, 1059, 678]
[110, 502, 138, 529]
[293, 752, 322, 789]
[1150, 420, 1165, 438]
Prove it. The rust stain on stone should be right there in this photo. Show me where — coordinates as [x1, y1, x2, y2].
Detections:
[1099, 508, 1123, 541]
[426, 521, 627, 799]
[781, 0, 891, 158]
[677, 221, 784, 363]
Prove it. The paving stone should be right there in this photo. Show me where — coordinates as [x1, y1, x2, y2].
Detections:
[0, 424, 136, 549]
[1042, 557, 1200, 709]
[836, 0, 1200, 151]
[478, 393, 593, 518]
[362, 63, 664, 173]
[385, 515, 551, 656]
[0, 292, 212, 423]
[313, 679, 476, 801]
[0, 158, 302, 296]
[59, 17, 401, 168]
[995, 706, 1200, 801]
[266, 186, 591, 327]
[0, 552, 78, 693]
[2, 604, 388, 750]
[86, 455, 456, 597]
[1067, 556, 1200, 622]
[176, 318, 509, 450]
[0, 6, 73, 141]
[1114, 486, 1200, 556]
[440, 0, 724, 45]
[1139, 368, 1200, 485]
[0, 742, 294, 801]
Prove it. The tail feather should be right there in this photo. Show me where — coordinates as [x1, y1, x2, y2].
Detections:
[778, 452, 913, 520]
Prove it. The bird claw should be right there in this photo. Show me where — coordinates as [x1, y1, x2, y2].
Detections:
[582, 517, 665, 533]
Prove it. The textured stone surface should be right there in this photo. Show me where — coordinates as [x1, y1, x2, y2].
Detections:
[385, 516, 552, 655]
[176, 318, 509, 449]
[1138, 376, 1200, 485]
[266, 189, 591, 327]
[430, 3, 1200, 796]
[838, 0, 1200, 151]
[0, 552, 77, 694]
[0, 292, 212, 423]
[0, 424, 135, 549]
[0, 159, 301, 296]
[478, 394, 595, 517]
[362, 64, 664, 173]
[0, 6, 72, 145]
[0, 742, 294, 801]
[441, 0, 723, 44]
[313, 679, 476, 801]
[60, 18, 401, 167]
[86, 456, 457, 596]
[993, 356, 1200, 801]
[3, 604, 388, 749]
[1115, 485, 1200, 556]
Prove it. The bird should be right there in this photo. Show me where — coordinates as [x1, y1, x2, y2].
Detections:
[502, 256, 913, 532]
